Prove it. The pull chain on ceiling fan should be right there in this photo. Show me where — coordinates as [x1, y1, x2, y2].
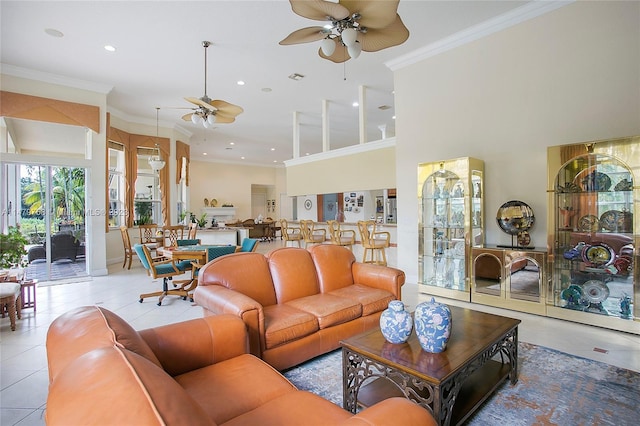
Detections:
[182, 41, 243, 127]
[279, 0, 409, 63]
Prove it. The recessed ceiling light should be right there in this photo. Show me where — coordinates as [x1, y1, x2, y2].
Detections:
[305, 153, 310, 156]
[241, 156, 246, 160]
[237, 81, 245, 86]
[203, 152, 207, 155]
[352, 102, 359, 107]
[273, 160, 277, 163]
[288, 73, 305, 81]
[229, 142, 235, 145]
[104, 45, 116, 52]
[44, 28, 64, 38]
[270, 148, 275, 151]
[392, 115, 396, 120]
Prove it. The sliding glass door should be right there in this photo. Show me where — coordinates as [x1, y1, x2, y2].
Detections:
[2, 162, 88, 282]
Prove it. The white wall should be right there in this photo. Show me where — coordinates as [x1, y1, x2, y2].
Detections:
[394, 1, 640, 283]
[189, 160, 283, 222]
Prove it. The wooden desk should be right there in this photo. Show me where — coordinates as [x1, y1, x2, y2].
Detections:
[341, 306, 520, 426]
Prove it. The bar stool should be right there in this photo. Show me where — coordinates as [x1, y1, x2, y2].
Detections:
[0, 283, 22, 331]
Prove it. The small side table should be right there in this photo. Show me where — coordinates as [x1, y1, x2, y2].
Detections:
[21, 279, 37, 311]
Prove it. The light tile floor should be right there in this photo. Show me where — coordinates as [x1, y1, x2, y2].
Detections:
[2, 240, 639, 425]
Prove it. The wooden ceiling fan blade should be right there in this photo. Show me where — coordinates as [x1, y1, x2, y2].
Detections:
[185, 96, 215, 111]
[289, 0, 349, 21]
[181, 112, 194, 122]
[209, 100, 244, 117]
[280, 26, 329, 45]
[340, 0, 400, 29]
[318, 44, 350, 63]
[213, 114, 235, 124]
[359, 14, 409, 52]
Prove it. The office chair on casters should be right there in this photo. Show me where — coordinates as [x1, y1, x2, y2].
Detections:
[133, 244, 191, 306]
[236, 238, 260, 252]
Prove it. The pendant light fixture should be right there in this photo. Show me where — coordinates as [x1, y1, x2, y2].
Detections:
[148, 107, 166, 172]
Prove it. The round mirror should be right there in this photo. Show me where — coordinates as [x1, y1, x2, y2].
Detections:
[496, 200, 535, 235]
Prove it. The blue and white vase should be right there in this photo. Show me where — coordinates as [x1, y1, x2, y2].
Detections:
[379, 300, 413, 344]
[414, 297, 452, 353]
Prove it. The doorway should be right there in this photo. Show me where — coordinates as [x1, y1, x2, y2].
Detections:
[2, 162, 88, 282]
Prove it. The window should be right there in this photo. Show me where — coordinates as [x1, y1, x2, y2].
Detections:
[108, 142, 125, 227]
[176, 157, 188, 223]
[134, 147, 162, 225]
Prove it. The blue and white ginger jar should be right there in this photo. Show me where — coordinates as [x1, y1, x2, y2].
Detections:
[414, 297, 452, 353]
[380, 300, 413, 344]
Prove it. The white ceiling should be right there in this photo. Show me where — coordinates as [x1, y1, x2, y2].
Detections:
[1, 0, 529, 165]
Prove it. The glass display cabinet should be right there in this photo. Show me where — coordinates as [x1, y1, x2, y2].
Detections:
[418, 157, 484, 301]
[547, 137, 639, 334]
[471, 246, 547, 315]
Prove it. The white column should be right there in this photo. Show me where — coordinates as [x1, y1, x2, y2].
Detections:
[359, 85, 366, 144]
[322, 99, 330, 152]
[292, 111, 300, 159]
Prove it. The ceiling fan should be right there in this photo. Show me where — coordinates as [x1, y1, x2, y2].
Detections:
[279, 0, 409, 63]
[182, 41, 243, 127]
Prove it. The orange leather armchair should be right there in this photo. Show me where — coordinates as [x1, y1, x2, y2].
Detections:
[45, 306, 436, 426]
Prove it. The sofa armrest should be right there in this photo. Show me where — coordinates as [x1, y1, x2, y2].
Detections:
[352, 263, 405, 299]
[139, 314, 248, 376]
[193, 285, 266, 358]
[340, 398, 436, 425]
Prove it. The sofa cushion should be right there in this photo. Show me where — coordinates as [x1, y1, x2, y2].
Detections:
[263, 304, 319, 349]
[200, 252, 278, 307]
[308, 244, 356, 293]
[175, 353, 297, 425]
[47, 346, 214, 426]
[268, 248, 320, 303]
[221, 390, 351, 426]
[286, 294, 362, 329]
[328, 284, 395, 317]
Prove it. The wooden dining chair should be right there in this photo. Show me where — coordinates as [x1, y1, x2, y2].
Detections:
[163, 225, 185, 247]
[187, 222, 198, 239]
[357, 220, 390, 266]
[138, 224, 159, 253]
[119, 226, 133, 269]
[327, 220, 356, 251]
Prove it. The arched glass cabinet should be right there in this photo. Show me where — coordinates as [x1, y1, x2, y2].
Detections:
[548, 137, 639, 334]
[418, 157, 484, 301]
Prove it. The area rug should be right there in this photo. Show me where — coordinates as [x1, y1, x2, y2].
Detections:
[283, 342, 640, 425]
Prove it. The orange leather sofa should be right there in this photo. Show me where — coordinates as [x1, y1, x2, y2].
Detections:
[45, 306, 435, 426]
[194, 244, 405, 370]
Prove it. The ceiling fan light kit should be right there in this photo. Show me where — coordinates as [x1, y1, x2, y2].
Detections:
[280, 0, 409, 63]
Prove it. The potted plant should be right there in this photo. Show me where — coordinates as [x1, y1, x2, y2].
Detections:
[134, 201, 153, 225]
[0, 225, 29, 270]
[196, 213, 208, 229]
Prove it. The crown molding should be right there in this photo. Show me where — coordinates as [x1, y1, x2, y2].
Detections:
[386, 0, 575, 71]
[1, 63, 113, 94]
[284, 138, 396, 167]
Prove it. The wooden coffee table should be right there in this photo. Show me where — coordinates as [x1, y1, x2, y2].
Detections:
[341, 306, 520, 426]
